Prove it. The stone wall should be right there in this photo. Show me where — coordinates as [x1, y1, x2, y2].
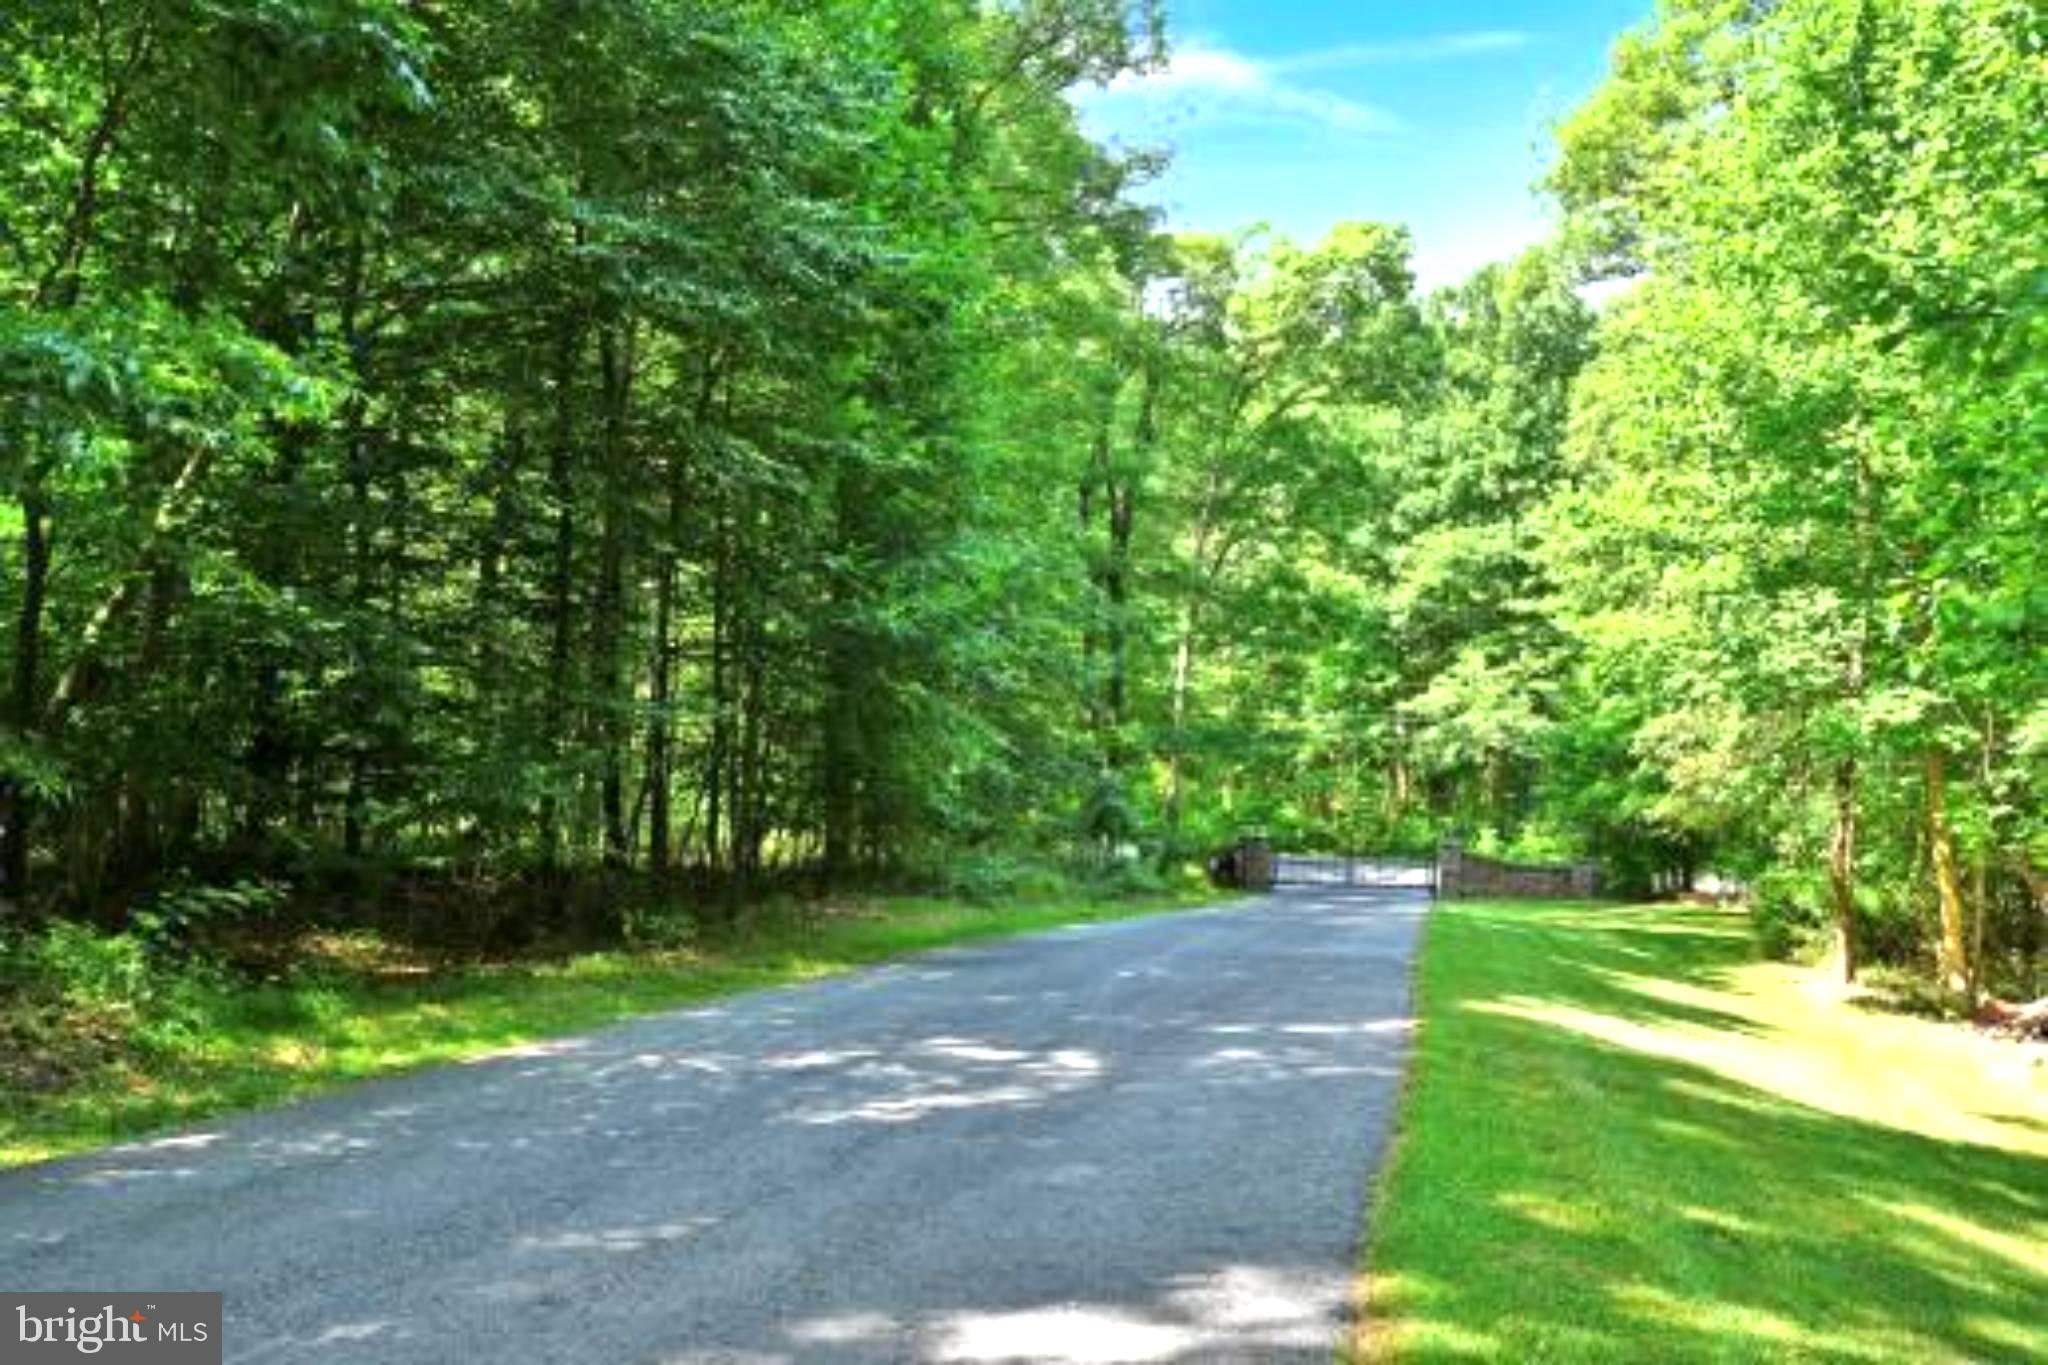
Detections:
[1437, 838, 1598, 900]
[1237, 839, 1274, 891]
[1209, 838, 1275, 890]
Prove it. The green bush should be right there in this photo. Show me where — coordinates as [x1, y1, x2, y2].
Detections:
[622, 902, 700, 951]
[135, 877, 289, 956]
[1503, 822, 1583, 864]
[1750, 868, 1828, 962]
[1090, 858, 1168, 899]
[0, 916, 225, 1067]
[8, 920, 155, 1011]
[938, 852, 1073, 904]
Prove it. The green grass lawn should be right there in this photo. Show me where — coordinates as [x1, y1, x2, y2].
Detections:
[1, 886, 1228, 1170]
[1360, 899, 2048, 1364]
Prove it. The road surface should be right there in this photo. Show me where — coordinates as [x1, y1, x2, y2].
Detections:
[1, 886, 1426, 1363]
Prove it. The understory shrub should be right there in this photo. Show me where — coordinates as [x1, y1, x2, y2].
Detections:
[1750, 867, 1829, 961]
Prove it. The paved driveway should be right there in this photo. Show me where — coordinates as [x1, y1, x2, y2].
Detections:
[1, 886, 1427, 1363]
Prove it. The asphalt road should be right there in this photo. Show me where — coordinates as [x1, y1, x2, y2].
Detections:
[1, 886, 1427, 1364]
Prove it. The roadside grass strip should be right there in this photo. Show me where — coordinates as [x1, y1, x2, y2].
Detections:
[1360, 898, 2048, 1363]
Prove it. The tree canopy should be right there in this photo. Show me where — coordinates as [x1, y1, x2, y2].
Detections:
[1, 0, 2038, 998]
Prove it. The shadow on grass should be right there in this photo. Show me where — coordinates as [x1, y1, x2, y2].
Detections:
[1440, 901, 1767, 1038]
[1365, 900, 2048, 1364]
[1979, 1111, 2048, 1137]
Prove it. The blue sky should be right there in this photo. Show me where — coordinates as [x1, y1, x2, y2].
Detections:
[1071, 1, 1652, 290]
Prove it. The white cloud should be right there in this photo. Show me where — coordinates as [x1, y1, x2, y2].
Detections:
[1410, 209, 1552, 293]
[1078, 42, 1400, 138]
[1271, 31, 1534, 73]
[1075, 31, 1535, 140]
[1128, 46, 1266, 96]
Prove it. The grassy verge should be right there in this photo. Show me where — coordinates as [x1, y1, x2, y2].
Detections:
[1359, 899, 2048, 1364]
[1, 884, 1231, 1170]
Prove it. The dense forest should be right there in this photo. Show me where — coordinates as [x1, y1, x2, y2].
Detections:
[0, 0, 2039, 997]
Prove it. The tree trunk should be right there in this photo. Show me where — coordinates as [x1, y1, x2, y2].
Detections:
[340, 238, 373, 861]
[821, 467, 861, 888]
[1969, 847, 1989, 1008]
[595, 322, 635, 870]
[1164, 598, 1197, 841]
[342, 406, 371, 861]
[1105, 476, 1133, 763]
[2, 481, 52, 907]
[539, 315, 581, 874]
[644, 435, 677, 878]
[1079, 419, 1103, 743]
[1824, 426, 1878, 985]
[1079, 388, 1137, 781]
[1163, 461, 1215, 849]
[34, 21, 152, 312]
[735, 570, 764, 893]
[1968, 712, 1996, 1005]
[646, 552, 676, 875]
[1114, 357, 1155, 768]
[646, 361, 715, 875]
[115, 560, 182, 882]
[3, 19, 156, 908]
[703, 510, 730, 878]
[1924, 747, 1970, 999]
[476, 414, 521, 721]
[1826, 756, 1860, 984]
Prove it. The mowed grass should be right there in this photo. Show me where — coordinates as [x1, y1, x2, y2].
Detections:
[1, 886, 1229, 1170]
[1360, 899, 2048, 1364]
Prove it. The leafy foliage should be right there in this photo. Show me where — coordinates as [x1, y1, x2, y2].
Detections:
[0, 0, 2035, 1004]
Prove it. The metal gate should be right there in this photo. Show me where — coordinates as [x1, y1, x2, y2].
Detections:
[1270, 853, 1437, 891]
